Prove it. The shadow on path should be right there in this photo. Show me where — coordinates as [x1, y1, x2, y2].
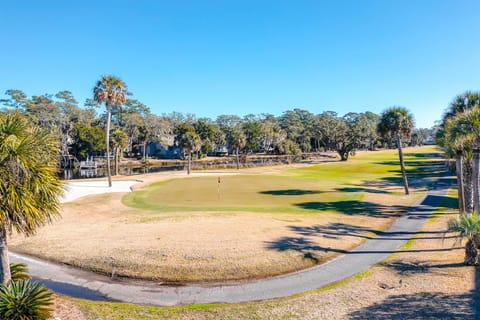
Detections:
[265, 235, 462, 261]
[268, 176, 459, 264]
[289, 223, 457, 241]
[36, 278, 109, 301]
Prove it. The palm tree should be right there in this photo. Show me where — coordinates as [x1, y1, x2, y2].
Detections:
[174, 124, 202, 174]
[441, 91, 480, 124]
[229, 127, 246, 170]
[111, 129, 128, 176]
[448, 211, 480, 265]
[449, 107, 480, 213]
[443, 117, 475, 213]
[182, 131, 202, 175]
[93, 75, 127, 187]
[0, 112, 63, 284]
[378, 107, 414, 195]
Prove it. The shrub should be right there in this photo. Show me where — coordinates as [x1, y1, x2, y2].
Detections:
[448, 211, 480, 265]
[0, 280, 53, 320]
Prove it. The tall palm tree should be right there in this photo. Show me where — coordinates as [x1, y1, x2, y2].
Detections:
[182, 131, 202, 175]
[378, 107, 414, 195]
[111, 129, 128, 176]
[443, 117, 475, 213]
[93, 75, 127, 187]
[229, 127, 246, 170]
[441, 91, 480, 124]
[449, 107, 480, 213]
[0, 112, 63, 284]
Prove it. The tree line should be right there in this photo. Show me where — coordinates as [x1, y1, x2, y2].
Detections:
[437, 90, 480, 266]
[437, 91, 480, 215]
[0, 78, 432, 171]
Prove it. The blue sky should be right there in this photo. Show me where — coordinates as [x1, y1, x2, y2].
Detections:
[1, 0, 479, 128]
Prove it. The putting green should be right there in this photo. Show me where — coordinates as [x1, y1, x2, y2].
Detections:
[122, 147, 443, 215]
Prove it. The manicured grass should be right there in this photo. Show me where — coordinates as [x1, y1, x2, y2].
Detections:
[123, 146, 443, 215]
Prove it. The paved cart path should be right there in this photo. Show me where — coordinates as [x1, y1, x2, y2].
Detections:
[10, 177, 452, 306]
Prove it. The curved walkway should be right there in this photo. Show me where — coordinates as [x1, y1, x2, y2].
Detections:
[10, 177, 452, 306]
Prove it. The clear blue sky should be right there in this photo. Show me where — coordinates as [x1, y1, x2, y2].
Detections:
[1, 0, 479, 128]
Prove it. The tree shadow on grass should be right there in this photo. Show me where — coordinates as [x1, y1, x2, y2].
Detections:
[265, 235, 461, 261]
[369, 172, 453, 194]
[381, 260, 465, 276]
[348, 292, 476, 319]
[289, 223, 457, 241]
[349, 249, 479, 319]
[265, 237, 322, 262]
[335, 187, 390, 194]
[295, 200, 408, 218]
[403, 152, 444, 158]
[422, 194, 458, 209]
[405, 194, 458, 220]
[375, 160, 444, 168]
[290, 223, 374, 240]
[259, 189, 322, 196]
[371, 150, 447, 189]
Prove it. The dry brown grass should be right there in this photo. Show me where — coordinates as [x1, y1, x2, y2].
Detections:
[9, 149, 431, 283]
[69, 194, 475, 319]
[10, 190, 405, 282]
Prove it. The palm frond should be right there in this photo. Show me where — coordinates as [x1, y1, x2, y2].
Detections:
[447, 211, 480, 242]
[10, 263, 30, 281]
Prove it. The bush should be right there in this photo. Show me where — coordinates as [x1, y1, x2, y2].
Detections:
[0, 279, 53, 320]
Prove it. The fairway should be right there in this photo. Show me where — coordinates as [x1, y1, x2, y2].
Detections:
[123, 147, 440, 215]
[9, 146, 445, 283]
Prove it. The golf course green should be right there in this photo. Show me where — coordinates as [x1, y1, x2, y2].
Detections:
[122, 147, 443, 215]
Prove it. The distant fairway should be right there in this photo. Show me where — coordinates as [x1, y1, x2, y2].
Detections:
[10, 146, 445, 282]
[122, 147, 442, 215]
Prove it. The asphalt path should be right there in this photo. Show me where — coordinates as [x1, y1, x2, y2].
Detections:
[10, 176, 452, 306]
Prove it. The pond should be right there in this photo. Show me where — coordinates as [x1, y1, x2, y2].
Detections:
[58, 155, 299, 180]
[59, 165, 185, 180]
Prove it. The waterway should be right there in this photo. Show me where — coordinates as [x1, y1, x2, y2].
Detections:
[59, 156, 298, 180]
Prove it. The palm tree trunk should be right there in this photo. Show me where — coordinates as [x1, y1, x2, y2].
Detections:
[456, 150, 465, 213]
[0, 226, 11, 284]
[106, 104, 112, 187]
[115, 147, 119, 176]
[464, 237, 480, 265]
[143, 141, 147, 162]
[396, 133, 409, 195]
[464, 160, 474, 214]
[236, 146, 240, 170]
[473, 149, 480, 214]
